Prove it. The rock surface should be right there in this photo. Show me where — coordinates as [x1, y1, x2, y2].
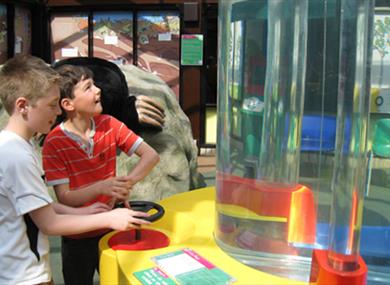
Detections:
[118, 65, 206, 201]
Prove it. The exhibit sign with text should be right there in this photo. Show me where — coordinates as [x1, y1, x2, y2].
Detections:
[181, 34, 203, 66]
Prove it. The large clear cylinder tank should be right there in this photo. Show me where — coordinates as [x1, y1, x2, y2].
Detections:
[215, 0, 311, 280]
[215, 0, 375, 282]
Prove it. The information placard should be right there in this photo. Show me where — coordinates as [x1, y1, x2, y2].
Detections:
[152, 248, 235, 285]
[181, 34, 203, 66]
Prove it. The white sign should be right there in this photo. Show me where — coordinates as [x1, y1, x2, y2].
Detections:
[15, 36, 23, 54]
[61, 48, 78, 57]
[104, 35, 118, 45]
[158, 33, 172, 41]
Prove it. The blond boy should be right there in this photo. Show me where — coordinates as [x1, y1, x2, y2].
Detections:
[0, 55, 151, 285]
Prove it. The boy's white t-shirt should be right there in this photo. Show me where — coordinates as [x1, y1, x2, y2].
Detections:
[0, 130, 53, 285]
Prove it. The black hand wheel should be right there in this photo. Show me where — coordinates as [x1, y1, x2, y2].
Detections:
[116, 201, 165, 241]
[118, 201, 165, 222]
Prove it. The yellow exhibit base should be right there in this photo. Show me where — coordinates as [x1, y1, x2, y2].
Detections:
[99, 187, 306, 285]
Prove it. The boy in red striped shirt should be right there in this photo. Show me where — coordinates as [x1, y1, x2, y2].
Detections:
[42, 65, 159, 285]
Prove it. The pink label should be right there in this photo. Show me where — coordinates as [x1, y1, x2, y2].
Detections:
[153, 267, 169, 278]
[183, 248, 215, 269]
[182, 35, 198, 39]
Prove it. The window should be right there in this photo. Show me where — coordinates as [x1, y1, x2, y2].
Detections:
[50, 10, 180, 99]
[93, 11, 133, 65]
[371, 11, 390, 113]
[14, 6, 31, 56]
[0, 5, 7, 64]
[50, 13, 89, 62]
[137, 11, 180, 98]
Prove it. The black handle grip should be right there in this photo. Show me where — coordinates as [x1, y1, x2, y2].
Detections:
[117, 200, 165, 222]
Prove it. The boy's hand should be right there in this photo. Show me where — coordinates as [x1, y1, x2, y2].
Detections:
[108, 208, 151, 231]
[99, 176, 133, 200]
[81, 202, 111, 214]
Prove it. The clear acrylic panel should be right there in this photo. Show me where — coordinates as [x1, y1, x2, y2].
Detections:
[215, 0, 388, 283]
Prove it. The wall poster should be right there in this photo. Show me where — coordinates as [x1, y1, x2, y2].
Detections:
[181, 34, 203, 66]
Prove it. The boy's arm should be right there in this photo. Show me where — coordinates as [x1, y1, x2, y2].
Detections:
[52, 144, 158, 208]
[125, 141, 160, 186]
[52, 202, 111, 215]
[29, 204, 151, 236]
[53, 177, 132, 207]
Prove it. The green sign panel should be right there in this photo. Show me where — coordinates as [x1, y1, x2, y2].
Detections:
[181, 34, 203, 66]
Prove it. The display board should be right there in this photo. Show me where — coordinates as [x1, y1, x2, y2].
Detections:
[181, 34, 203, 66]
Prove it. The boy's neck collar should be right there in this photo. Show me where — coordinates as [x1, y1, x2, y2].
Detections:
[62, 117, 96, 138]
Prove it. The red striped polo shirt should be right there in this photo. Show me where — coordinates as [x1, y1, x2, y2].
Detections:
[42, 114, 143, 206]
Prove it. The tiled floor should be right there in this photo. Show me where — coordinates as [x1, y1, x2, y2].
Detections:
[49, 155, 216, 284]
[197, 154, 216, 174]
[197, 154, 216, 187]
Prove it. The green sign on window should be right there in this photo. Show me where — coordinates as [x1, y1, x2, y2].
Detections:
[181, 34, 203, 66]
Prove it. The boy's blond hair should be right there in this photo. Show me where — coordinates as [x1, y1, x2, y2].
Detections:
[0, 55, 61, 115]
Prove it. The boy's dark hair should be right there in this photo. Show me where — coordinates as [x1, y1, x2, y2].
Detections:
[53, 65, 94, 123]
[56, 64, 94, 100]
[52, 57, 140, 133]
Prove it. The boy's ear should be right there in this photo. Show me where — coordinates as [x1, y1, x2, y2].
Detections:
[15, 97, 29, 114]
[61, 98, 75, 112]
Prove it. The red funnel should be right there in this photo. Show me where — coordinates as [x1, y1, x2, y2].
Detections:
[108, 229, 170, 251]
